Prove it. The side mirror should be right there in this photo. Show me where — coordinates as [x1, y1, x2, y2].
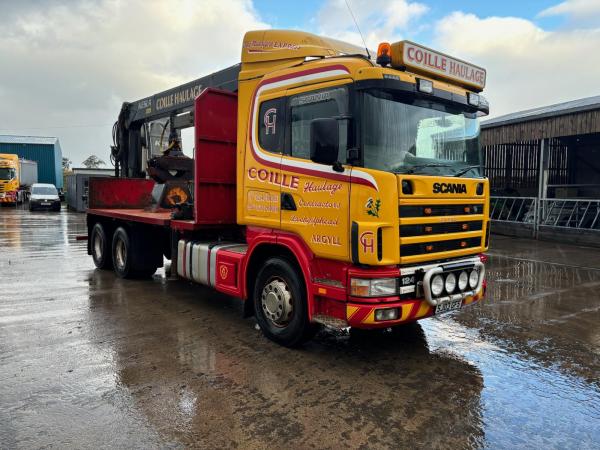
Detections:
[310, 118, 339, 166]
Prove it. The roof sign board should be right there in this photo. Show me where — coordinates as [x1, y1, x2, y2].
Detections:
[391, 41, 486, 91]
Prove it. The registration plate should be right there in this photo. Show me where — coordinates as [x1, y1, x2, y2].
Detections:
[435, 299, 462, 315]
[41, 202, 51, 206]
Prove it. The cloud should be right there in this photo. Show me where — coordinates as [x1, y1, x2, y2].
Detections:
[0, 0, 268, 165]
[433, 11, 600, 118]
[315, 0, 429, 50]
[538, 0, 600, 20]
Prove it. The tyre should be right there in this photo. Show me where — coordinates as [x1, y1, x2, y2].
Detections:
[29, 204, 34, 211]
[91, 223, 112, 270]
[112, 227, 134, 278]
[53, 204, 61, 212]
[112, 226, 157, 279]
[253, 257, 317, 347]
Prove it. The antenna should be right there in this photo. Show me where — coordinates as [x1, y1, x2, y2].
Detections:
[344, 0, 371, 59]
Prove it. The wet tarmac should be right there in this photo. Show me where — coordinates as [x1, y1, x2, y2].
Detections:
[1, 207, 599, 449]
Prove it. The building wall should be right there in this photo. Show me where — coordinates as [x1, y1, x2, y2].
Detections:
[0, 142, 63, 189]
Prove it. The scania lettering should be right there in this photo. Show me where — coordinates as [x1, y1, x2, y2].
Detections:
[433, 182, 468, 194]
[86, 30, 490, 347]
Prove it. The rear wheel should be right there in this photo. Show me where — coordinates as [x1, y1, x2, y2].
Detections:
[91, 223, 112, 269]
[112, 226, 157, 279]
[253, 257, 317, 347]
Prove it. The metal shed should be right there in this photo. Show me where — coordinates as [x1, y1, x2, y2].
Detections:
[66, 173, 112, 212]
[481, 96, 600, 246]
[0, 135, 64, 190]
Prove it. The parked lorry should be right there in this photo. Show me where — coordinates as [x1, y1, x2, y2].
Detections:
[0, 154, 38, 205]
[87, 30, 490, 346]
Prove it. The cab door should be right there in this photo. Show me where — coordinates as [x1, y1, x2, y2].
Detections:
[242, 94, 286, 229]
[280, 84, 352, 261]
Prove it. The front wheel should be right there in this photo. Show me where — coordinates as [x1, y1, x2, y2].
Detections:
[253, 257, 317, 347]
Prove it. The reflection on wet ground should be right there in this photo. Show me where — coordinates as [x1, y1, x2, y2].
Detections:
[1, 209, 599, 448]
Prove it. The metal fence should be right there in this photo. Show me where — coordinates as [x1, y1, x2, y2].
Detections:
[490, 197, 537, 224]
[490, 196, 600, 232]
[538, 199, 600, 230]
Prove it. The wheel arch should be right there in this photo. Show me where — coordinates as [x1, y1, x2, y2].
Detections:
[242, 233, 315, 319]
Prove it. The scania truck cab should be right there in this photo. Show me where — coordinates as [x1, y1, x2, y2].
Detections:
[87, 30, 490, 347]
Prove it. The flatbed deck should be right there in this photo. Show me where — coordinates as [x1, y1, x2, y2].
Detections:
[87, 208, 171, 226]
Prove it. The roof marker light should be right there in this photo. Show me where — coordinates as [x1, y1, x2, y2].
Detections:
[468, 92, 480, 107]
[417, 78, 433, 94]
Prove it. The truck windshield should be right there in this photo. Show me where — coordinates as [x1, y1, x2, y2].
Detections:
[32, 186, 57, 195]
[0, 168, 16, 180]
[361, 89, 483, 177]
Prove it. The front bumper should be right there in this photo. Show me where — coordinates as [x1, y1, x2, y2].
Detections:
[30, 200, 61, 210]
[346, 286, 485, 329]
[0, 192, 17, 203]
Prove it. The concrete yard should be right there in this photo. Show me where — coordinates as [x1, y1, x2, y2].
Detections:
[1, 207, 599, 449]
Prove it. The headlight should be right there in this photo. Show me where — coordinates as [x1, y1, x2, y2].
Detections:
[469, 270, 479, 289]
[350, 277, 398, 297]
[458, 271, 469, 291]
[431, 274, 444, 297]
[445, 272, 457, 294]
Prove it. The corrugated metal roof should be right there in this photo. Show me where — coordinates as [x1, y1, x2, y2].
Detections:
[482, 95, 600, 129]
[0, 135, 59, 145]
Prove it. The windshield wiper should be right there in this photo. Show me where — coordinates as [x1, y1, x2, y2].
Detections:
[401, 163, 454, 174]
[453, 165, 482, 177]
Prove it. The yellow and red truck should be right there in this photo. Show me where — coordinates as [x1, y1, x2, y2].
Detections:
[0, 154, 38, 205]
[87, 30, 490, 346]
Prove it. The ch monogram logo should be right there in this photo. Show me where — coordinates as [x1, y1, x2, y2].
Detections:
[359, 231, 374, 254]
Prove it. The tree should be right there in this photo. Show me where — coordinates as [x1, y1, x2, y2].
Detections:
[62, 157, 72, 170]
[82, 155, 106, 169]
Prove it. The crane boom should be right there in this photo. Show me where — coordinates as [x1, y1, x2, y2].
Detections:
[112, 64, 240, 178]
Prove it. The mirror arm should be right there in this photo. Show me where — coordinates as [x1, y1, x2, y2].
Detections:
[332, 161, 344, 173]
[347, 147, 360, 166]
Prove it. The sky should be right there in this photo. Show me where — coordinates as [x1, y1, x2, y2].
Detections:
[0, 0, 599, 166]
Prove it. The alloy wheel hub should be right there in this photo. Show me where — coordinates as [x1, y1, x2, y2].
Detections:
[261, 279, 293, 326]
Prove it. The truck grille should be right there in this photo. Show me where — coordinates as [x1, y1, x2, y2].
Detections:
[401, 237, 482, 257]
[401, 221, 482, 237]
[399, 202, 485, 260]
[399, 204, 483, 217]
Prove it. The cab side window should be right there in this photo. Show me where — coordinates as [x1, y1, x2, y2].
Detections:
[259, 98, 286, 153]
[289, 87, 349, 162]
